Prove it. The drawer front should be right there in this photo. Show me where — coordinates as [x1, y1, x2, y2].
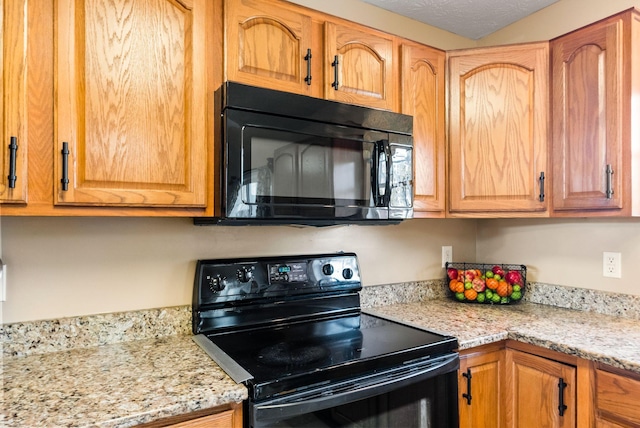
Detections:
[596, 367, 640, 426]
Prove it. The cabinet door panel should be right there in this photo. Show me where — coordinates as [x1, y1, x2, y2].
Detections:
[507, 349, 576, 428]
[0, 0, 28, 203]
[595, 367, 640, 427]
[401, 43, 445, 216]
[55, 0, 206, 207]
[459, 349, 505, 428]
[552, 17, 624, 211]
[226, 0, 313, 95]
[448, 43, 548, 215]
[324, 22, 395, 110]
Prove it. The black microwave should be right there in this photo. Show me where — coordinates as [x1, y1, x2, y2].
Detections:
[196, 82, 414, 226]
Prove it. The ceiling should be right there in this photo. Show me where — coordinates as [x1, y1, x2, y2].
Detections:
[360, 0, 561, 39]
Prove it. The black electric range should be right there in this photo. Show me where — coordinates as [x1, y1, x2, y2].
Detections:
[192, 253, 459, 428]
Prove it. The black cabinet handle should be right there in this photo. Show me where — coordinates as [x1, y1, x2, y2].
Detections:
[606, 164, 614, 199]
[61, 142, 70, 191]
[331, 55, 339, 90]
[304, 48, 312, 85]
[558, 377, 567, 416]
[8, 136, 18, 189]
[538, 171, 545, 202]
[462, 368, 472, 405]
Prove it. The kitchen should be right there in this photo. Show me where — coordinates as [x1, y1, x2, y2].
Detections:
[2, 0, 640, 426]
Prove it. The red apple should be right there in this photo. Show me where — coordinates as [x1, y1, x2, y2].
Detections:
[505, 270, 523, 285]
[447, 268, 459, 280]
[492, 265, 505, 277]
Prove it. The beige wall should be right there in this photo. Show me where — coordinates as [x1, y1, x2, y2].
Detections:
[477, 0, 640, 45]
[477, 219, 640, 297]
[286, 0, 475, 50]
[1, 217, 476, 323]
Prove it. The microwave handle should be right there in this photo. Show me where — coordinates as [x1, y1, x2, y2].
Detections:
[373, 140, 392, 207]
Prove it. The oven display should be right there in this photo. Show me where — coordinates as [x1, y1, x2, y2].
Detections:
[269, 262, 308, 283]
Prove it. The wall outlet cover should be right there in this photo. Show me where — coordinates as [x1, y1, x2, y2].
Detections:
[603, 252, 621, 279]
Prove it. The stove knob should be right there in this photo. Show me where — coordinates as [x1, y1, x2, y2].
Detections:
[237, 267, 254, 283]
[322, 263, 334, 276]
[342, 268, 353, 280]
[208, 275, 225, 292]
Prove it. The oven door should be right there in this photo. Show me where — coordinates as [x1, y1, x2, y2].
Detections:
[223, 109, 413, 223]
[248, 352, 459, 428]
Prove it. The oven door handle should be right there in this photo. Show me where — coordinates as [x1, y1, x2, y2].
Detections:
[250, 352, 459, 426]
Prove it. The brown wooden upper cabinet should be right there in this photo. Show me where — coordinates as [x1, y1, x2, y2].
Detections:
[0, 0, 28, 204]
[54, 0, 208, 207]
[551, 9, 640, 216]
[323, 21, 395, 111]
[447, 43, 549, 217]
[400, 42, 446, 217]
[225, 0, 396, 111]
[225, 0, 316, 96]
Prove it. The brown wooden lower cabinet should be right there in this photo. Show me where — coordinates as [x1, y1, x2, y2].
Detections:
[459, 342, 507, 428]
[506, 346, 577, 428]
[459, 340, 615, 428]
[594, 364, 640, 427]
[138, 403, 243, 428]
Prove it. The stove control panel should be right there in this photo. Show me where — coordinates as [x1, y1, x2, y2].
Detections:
[269, 262, 308, 283]
[194, 253, 361, 306]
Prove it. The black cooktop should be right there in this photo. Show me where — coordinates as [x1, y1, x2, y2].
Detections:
[206, 312, 457, 400]
[192, 253, 458, 402]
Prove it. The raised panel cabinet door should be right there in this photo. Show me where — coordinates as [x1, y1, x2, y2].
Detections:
[225, 0, 314, 95]
[595, 366, 640, 427]
[506, 349, 576, 428]
[400, 43, 445, 216]
[324, 21, 395, 111]
[0, 0, 28, 204]
[448, 43, 549, 215]
[459, 349, 506, 428]
[54, 0, 207, 207]
[551, 14, 626, 213]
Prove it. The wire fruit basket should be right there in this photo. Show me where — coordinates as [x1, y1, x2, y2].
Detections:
[445, 262, 527, 305]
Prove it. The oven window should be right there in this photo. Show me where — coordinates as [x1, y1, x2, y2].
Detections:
[239, 126, 375, 213]
[254, 370, 458, 428]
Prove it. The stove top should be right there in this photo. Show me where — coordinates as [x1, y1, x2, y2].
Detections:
[192, 253, 458, 402]
[204, 312, 457, 400]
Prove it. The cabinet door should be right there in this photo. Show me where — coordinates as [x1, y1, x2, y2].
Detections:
[400, 43, 445, 216]
[225, 0, 314, 95]
[324, 21, 395, 110]
[551, 15, 626, 213]
[0, 0, 28, 203]
[506, 349, 576, 428]
[595, 366, 640, 427]
[54, 0, 207, 207]
[448, 43, 549, 215]
[459, 348, 506, 428]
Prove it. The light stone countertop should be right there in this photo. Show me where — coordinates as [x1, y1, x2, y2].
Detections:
[365, 300, 640, 374]
[1, 335, 248, 428]
[3, 285, 640, 427]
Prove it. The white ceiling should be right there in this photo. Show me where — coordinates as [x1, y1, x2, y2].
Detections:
[360, 0, 561, 39]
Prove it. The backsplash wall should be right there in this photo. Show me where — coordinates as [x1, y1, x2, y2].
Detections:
[1, 217, 476, 323]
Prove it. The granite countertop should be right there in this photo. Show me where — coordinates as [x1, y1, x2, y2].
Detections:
[365, 299, 640, 374]
[1, 335, 248, 428]
[4, 292, 640, 427]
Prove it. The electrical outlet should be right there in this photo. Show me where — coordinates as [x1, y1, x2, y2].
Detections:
[603, 252, 622, 278]
[442, 246, 453, 268]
